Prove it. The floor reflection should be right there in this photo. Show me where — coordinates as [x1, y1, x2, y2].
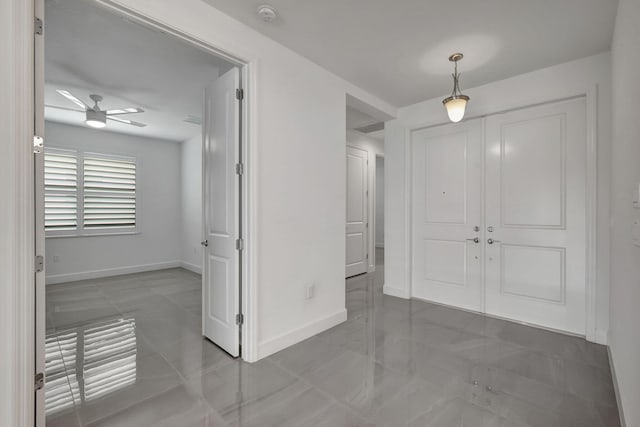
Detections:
[45, 317, 137, 416]
[44, 264, 620, 426]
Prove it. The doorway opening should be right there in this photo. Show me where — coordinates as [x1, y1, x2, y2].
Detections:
[344, 101, 385, 322]
[345, 104, 385, 278]
[37, 0, 250, 425]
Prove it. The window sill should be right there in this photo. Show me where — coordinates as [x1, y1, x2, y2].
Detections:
[45, 231, 140, 239]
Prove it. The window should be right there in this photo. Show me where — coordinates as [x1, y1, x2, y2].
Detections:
[83, 155, 137, 230]
[44, 149, 78, 231]
[44, 149, 137, 236]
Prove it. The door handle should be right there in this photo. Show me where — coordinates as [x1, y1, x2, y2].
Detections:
[487, 238, 501, 245]
[466, 237, 479, 244]
[201, 240, 208, 247]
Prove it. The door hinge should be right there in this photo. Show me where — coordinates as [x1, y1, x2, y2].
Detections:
[235, 163, 244, 176]
[236, 238, 244, 251]
[366, 222, 369, 228]
[34, 372, 44, 391]
[366, 253, 369, 259]
[33, 135, 43, 154]
[35, 17, 43, 36]
[235, 313, 244, 325]
[236, 88, 244, 100]
[35, 255, 44, 273]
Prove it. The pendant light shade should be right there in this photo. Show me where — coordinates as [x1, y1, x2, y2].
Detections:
[442, 53, 470, 123]
[443, 95, 469, 123]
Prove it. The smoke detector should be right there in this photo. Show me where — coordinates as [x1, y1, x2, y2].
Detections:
[257, 4, 277, 22]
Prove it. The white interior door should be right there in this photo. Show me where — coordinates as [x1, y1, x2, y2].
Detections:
[346, 145, 369, 277]
[202, 67, 241, 357]
[35, 0, 46, 423]
[484, 98, 587, 334]
[411, 120, 483, 311]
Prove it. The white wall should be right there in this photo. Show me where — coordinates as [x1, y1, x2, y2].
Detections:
[609, 0, 640, 424]
[384, 53, 612, 341]
[180, 133, 203, 273]
[44, 121, 182, 283]
[103, 0, 397, 361]
[375, 157, 384, 248]
[347, 130, 384, 270]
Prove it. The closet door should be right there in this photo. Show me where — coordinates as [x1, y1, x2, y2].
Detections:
[346, 145, 369, 277]
[411, 119, 483, 311]
[484, 98, 587, 334]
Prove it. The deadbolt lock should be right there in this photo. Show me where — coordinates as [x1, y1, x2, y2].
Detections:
[487, 226, 494, 232]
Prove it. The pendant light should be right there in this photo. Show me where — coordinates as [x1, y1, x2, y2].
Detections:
[442, 53, 470, 123]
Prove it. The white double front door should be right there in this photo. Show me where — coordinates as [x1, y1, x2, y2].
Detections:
[411, 98, 587, 335]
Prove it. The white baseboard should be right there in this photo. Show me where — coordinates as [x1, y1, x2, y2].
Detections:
[593, 328, 609, 345]
[179, 261, 202, 275]
[383, 284, 410, 299]
[45, 260, 181, 285]
[257, 309, 347, 359]
[608, 346, 627, 427]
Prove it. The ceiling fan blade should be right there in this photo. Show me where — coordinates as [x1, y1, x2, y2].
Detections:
[56, 90, 89, 110]
[107, 116, 147, 127]
[106, 107, 144, 115]
[45, 104, 85, 113]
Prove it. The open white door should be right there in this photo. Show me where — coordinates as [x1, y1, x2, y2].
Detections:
[346, 145, 369, 277]
[35, 0, 46, 423]
[202, 67, 241, 357]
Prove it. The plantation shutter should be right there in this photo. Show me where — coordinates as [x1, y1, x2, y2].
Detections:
[44, 149, 78, 231]
[83, 154, 136, 229]
[83, 318, 137, 401]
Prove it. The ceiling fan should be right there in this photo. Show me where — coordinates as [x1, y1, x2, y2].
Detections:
[47, 89, 147, 129]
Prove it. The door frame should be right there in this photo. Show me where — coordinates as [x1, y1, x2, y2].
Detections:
[31, 5, 259, 423]
[405, 88, 599, 342]
[68, 0, 257, 360]
[86, 1, 258, 356]
[373, 153, 385, 264]
[1, 0, 37, 426]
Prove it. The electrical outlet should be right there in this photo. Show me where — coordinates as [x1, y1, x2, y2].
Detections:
[305, 283, 315, 300]
[52, 255, 60, 263]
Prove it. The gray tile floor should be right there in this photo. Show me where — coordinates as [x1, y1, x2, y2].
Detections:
[45, 250, 620, 426]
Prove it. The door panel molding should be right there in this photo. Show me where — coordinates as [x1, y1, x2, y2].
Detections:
[499, 113, 567, 229]
[499, 244, 566, 304]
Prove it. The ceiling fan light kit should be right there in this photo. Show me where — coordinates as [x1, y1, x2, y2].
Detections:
[54, 89, 147, 129]
[85, 109, 107, 128]
[442, 53, 470, 123]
